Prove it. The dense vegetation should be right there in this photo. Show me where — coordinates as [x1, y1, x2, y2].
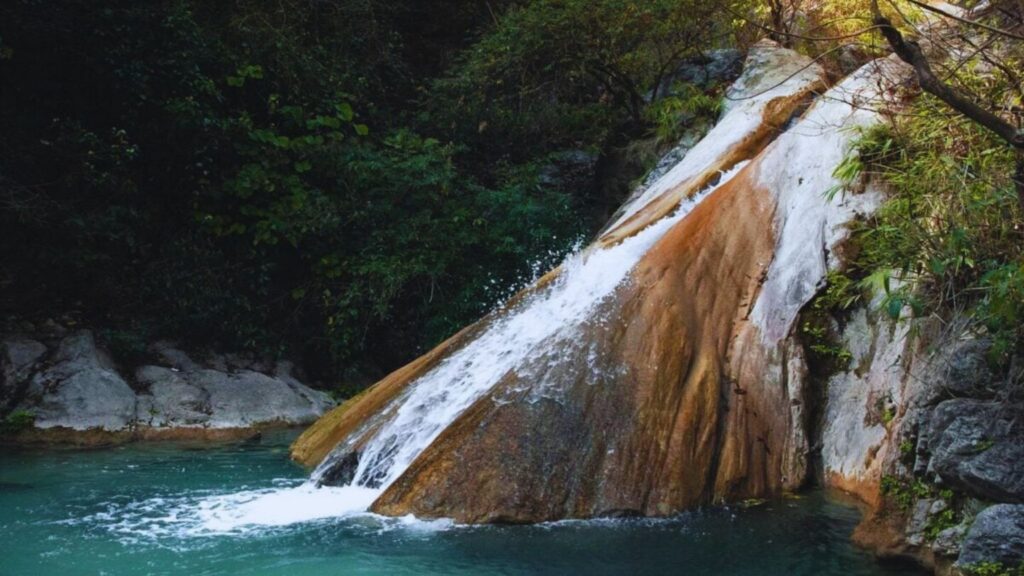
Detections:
[829, 1, 1024, 373]
[2, 0, 1021, 392]
[0, 0, 741, 386]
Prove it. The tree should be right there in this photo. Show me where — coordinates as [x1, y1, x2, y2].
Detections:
[869, 0, 1024, 207]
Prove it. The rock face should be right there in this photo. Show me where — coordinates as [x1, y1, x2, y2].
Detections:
[293, 46, 911, 524]
[820, 307, 913, 506]
[1, 337, 47, 410]
[819, 308, 1024, 571]
[22, 331, 137, 431]
[2, 329, 334, 440]
[957, 505, 1024, 568]
[136, 363, 334, 429]
[927, 399, 1024, 503]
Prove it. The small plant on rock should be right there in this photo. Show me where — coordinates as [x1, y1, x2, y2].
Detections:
[0, 410, 36, 434]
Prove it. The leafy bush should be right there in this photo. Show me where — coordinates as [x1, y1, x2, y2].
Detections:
[963, 562, 1024, 576]
[0, 411, 36, 434]
[844, 86, 1023, 363]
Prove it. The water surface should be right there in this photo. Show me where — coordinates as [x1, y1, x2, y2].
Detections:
[0, 431, 921, 575]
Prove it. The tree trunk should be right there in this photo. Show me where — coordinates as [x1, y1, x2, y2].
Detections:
[1016, 149, 1024, 214]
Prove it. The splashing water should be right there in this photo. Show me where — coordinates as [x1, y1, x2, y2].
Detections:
[171, 161, 751, 535]
[335, 164, 747, 486]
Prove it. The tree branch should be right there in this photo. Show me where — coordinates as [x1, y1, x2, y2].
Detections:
[870, 0, 1024, 149]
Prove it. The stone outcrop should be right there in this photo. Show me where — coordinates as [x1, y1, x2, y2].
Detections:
[819, 310, 1024, 571]
[1, 337, 47, 411]
[1, 329, 334, 443]
[21, 331, 137, 431]
[957, 505, 1024, 569]
[927, 399, 1024, 504]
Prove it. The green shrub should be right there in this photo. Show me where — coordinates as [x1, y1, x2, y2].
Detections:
[962, 562, 1024, 576]
[844, 84, 1023, 363]
[0, 411, 36, 434]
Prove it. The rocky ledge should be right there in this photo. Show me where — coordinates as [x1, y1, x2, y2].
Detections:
[1, 328, 334, 445]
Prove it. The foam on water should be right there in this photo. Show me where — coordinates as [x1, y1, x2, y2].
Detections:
[64, 480, 454, 542]
[194, 484, 380, 531]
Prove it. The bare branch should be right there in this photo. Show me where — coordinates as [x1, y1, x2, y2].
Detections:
[903, 0, 1024, 41]
[870, 0, 1024, 149]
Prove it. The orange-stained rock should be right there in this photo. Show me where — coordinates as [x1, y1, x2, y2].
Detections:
[291, 321, 487, 467]
[372, 165, 780, 521]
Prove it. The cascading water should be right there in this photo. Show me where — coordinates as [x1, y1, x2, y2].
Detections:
[135, 41, 838, 532]
[183, 160, 749, 533]
[323, 162, 746, 488]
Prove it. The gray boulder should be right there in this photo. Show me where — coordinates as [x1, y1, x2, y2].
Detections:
[926, 399, 1024, 503]
[134, 347, 334, 429]
[7, 332, 334, 435]
[957, 504, 1024, 567]
[21, 331, 136, 431]
[1, 337, 47, 410]
[905, 498, 939, 547]
[199, 369, 329, 427]
[149, 341, 201, 372]
[134, 366, 210, 427]
[941, 339, 996, 399]
[655, 49, 743, 94]
[932, 523, 968, 558]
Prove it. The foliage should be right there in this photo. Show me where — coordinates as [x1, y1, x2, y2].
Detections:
[881, 474, 960, 541]
[881, 475, 953, 507]
[845, 84, 1024, 361]
[880, 475, 931, 509]
[645, 83, 724, 144]
[963, 562, 1024, 576]
[0, 410, 36, 434]
[424, 0, 741, 174]
[0, 0, 584, 380]
[899, 438, 915, 458]
[800, 270, 860, 373]
[925, 506, 958, 541]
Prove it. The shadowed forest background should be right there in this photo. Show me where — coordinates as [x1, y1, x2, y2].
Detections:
[0, 0, 740, 388]
[2, 0, 1022, 395]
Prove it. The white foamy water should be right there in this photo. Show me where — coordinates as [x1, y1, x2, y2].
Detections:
[194, 484, 380, 531]
[332, 162, 748, 495]
[67, 480, 455, 540]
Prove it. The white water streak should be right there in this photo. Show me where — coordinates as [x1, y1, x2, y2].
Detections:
[343, 162, 750, 494]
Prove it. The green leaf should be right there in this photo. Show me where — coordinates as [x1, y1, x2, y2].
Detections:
[335, 102, 354, 122]
[354, 124, 369, 136]
[886, 296, 903, 320]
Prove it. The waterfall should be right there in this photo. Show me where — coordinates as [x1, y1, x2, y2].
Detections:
[195, 41, 856, 530]
[314, 162, 748, 491]
[184, 161, 747, 533]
